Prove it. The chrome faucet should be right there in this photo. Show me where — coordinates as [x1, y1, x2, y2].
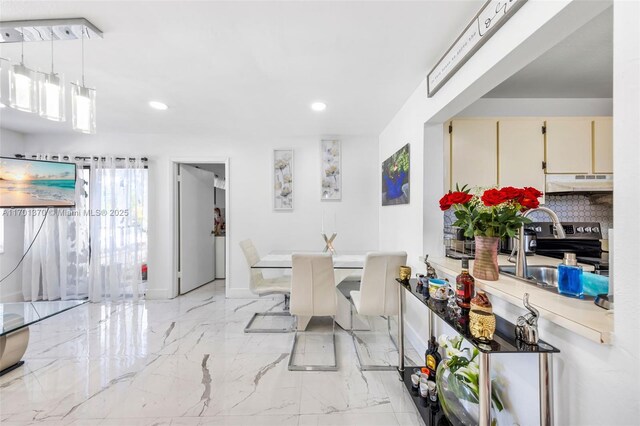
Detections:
[515, 207, 566, 278]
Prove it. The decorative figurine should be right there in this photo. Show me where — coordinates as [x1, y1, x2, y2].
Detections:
[515, 293, 540, 345]
[470, 290, 493, 313]
[469, 310, 496, 342]
[399, 265, 412, 285]
[423, 254, 438, 280]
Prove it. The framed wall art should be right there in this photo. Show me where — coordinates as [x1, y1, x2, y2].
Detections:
[381, 143, 410, 206]
[273, 149, 294, 210]
[321, 139, 341, 201]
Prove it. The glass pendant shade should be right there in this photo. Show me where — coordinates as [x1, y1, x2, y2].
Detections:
[38, 72, 66, 121]
[71, 82, 96, 134]
[9, 63, 38, 113]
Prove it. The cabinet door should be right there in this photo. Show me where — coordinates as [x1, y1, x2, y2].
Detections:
[450, 120, 497, 190]
[545, 118, 592, 174]
[593, 117, 613, 173]
[498, 119, 545, 194]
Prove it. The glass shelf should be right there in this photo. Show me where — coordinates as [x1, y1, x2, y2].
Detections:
[397, 279, 560, 354]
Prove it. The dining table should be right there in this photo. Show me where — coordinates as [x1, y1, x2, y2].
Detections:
[251, 250, 371, 330]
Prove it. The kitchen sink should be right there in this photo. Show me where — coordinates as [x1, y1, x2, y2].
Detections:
[500, 265, 596, 299]
[499, 265, 560, 292]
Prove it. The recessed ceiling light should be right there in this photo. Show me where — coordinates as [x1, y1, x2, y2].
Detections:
[149, 101, 168, 110]
[311, 102, 326, 112]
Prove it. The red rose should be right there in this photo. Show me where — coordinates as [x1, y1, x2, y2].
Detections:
[439, 193, 453, 211]
[499, 186, 523, 201]
[519, 187, 543, 210]
[522, 187, 543, 198]
[449, 191, 473, 205]
[481, 188, 507, 206]
[439, 191, 472, 211]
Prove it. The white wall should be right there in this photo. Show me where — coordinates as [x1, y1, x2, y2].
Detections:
[24, 133, 379, 299]
[0, 128, 26, 302]
[379, 0, 640, 424]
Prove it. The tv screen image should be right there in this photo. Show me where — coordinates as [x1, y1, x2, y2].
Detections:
[0, 157, 77, 208]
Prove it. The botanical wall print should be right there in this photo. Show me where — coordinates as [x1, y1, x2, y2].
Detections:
[273, 149, 293, 210]
[381, 143, 410, 206]
[321, 139, 341, 200]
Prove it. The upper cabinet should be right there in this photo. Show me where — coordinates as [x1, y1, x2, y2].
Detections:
[545, 118, 592, 174]
[446, 115, 613, 195]
[449, 119, 497, 190]
[593, 117, 613, 173]
[498, 119, 545, 194]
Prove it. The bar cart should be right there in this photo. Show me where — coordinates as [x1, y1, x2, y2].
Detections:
[396, 279, 559, 426]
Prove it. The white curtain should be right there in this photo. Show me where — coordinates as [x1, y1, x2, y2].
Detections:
[22, 154, 90, 301]
[88, 157, 147, 302]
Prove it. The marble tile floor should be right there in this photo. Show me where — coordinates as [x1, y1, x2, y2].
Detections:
[0, 281, 425, 426]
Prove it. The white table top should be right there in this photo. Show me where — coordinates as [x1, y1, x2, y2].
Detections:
[252, 251, 369, 269]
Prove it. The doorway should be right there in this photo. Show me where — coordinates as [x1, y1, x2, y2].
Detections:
[173, 159, 229, 296]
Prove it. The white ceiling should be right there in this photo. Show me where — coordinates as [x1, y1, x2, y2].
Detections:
[0, 1, 482, 137]
[484, 7, 613, 99]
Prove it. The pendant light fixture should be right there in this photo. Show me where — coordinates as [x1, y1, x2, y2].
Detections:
[71, 26, 96, 134]
[8, 28, 38, 113]
[38, 29, 65, 121]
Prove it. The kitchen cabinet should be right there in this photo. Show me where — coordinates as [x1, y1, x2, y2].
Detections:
[449, 119, 497, 190]
[545, 118, 592, 174]
[498, 119, 545, 195]
[593, 117, 613, 173]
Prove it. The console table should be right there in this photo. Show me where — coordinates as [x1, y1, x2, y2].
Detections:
[0, 300, 87, 376]
[396, 279, 560, 426]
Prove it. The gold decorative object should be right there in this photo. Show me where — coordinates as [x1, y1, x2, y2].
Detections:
[469, 310, 496, 342]
[399, 265, 412, 282]
[470, 290, 493, 313]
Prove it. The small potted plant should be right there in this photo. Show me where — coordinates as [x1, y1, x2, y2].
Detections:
[439, 185, 542, 280]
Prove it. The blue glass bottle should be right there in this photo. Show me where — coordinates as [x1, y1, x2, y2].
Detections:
[558, 253, 584, 298]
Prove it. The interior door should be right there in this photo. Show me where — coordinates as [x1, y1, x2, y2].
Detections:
[179, 164, 215, 294]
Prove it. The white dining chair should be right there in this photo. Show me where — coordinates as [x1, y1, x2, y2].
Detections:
[349, 251, 407, 371]
[288, 253, 338, 371]
[239, 239, 293, 333]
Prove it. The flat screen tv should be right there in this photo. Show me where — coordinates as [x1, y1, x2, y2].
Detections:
[0, 157, 77, 208]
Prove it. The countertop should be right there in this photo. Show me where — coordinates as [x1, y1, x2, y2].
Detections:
[428, 255, 613, 345]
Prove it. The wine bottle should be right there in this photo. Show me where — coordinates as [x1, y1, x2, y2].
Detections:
[456, 258, 475, 309]
[424, 336, 441, 381]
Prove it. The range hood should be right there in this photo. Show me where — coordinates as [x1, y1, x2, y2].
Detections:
[545, 174, 613, 194]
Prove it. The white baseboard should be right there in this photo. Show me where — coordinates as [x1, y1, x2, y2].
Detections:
[404, 318, 428, 357]
[226, 288, 258, 299]
[0, 290, 24, 303]
[145, 288, 174, 300]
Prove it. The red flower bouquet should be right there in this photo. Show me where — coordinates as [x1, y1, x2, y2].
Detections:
[440, 185, 543, 280]
[439, 185, 543, 239]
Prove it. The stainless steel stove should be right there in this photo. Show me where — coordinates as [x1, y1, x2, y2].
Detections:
[526, 221, 609, 275]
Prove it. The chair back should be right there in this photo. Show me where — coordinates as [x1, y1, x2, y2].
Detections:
[357, 252, 407, 316]
[239, 239, 264, 293]
[290, 253, 337, 317]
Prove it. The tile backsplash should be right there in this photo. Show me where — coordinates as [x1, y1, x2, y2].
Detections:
[443, 194, 613, 239]
[532, 194, 613, 239]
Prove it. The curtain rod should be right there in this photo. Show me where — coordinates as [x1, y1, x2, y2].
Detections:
[14, 154, 148, 162]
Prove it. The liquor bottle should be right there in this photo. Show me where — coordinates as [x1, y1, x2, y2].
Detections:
[424, 336, 441, 381]
[456, 258, 475, 309]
